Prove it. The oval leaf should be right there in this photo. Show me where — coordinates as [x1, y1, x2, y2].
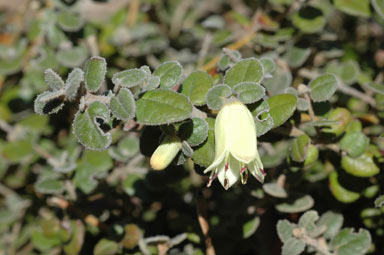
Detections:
[136, 89, 193, 125]
[341, 153, 380, 177]
[181, 71, 213, 106]
[112, 68, 147, 89]
[206, 84, 232, 110]
[267, 94, 297, 128]
[84, 56, 107, 92]
[224, 58, 264, 88]
[309, 73, 338, 102]
[110, 88, 136, 121]
[154, 61, 183, 89]
[73, 102, 112, 150]
[233, 82, 265, 104]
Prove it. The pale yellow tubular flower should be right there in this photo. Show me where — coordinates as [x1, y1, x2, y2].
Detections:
[204, 100, 265, 190]
[150, 135, 182, 170]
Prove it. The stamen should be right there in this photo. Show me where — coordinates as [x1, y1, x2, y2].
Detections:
[240, 168, 248, 184]
[224, 178, 229, 190]
[207, 171, 218, 187]
[225, 162, 229, 171]
[260, 168, 266, 176]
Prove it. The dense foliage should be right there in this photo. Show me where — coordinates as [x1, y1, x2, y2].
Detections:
[1, 0, 384, 254]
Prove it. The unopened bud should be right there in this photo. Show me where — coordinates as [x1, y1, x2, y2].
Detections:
[150, 135, 182, 170]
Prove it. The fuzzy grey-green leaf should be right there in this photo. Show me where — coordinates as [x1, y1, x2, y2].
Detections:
[65, 68, 84, 100]
[44, 69, 64, 91]
[84, 57, 107, 92]
[181, 71, 213, 106]
[73, 102, 112, 150]
[154, 61, 183, 89]
[112, 69, 147, 89]
[224, 58, 264, 88]
[110, 88, 136, 121]
[233, 82, 265, 104]
[282, 238, 305, 255]
[309, 74, 338, 102]
[136, 89, 192, 125]
[206, 84, 232, 110]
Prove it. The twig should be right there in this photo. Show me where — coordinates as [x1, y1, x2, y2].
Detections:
[304, 93, 315, 121]
[127, 0, 140, 27]
[197, 32, 213, 68]
[0, 120, 12, 133]
[293, 228, 334, 255]
[337, 83, 376, 107]
[169, 0, 193, 38]
[196, 191, 215, 255]
[201, 31, 257, 72]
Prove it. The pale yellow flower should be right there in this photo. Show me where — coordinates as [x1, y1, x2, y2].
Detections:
[204, 100, 265, 189]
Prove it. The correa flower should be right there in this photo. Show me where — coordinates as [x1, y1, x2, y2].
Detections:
[204, 100, 265, 190]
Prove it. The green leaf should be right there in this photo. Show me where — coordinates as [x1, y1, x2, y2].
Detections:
[374, 195, 384, 208]
[263, 65, 292, 95]
[282, 237, 305, 255]
[193, 118, 215, 167]
[94, 239, 119, 255]
[317, 211, 344, 239]
[284, 43, 311, 68]
[181, 71, 213, 105]
[178, 117, 209, 147]
[122, 174, 142, 195]
[35, 178, 64, 194]
[136, 89, 193, 125]
[322, 108, 351, 136]
[65, 68, 84, 100]
[63, 221, 85, 255]
[73, 102, 112, 150]
[329, 171, 360, 203]
[44, 69, 64, 91]
[275, 195, 314, 213]
[233, 82, 265, 104]
[309, 74, 338, 102]
[154, 61, 183, 89]
[290, 134, 310, 162]
[339, 60, 360, 85]
[341, 153, 380, 177]
[34, 91, 65, 115]
[372, 0, 384, 19]
[57, 46, 88, 68]
[364, 83, 384, 95]
[267, 94, 297, 128]
[110, 88, 136, 121]
[332, 228, 371, 255]
[292, 6, 326, 33]
[84, 57, 107, 92]
[260, 57, 276, 75]
[263, 182, 288, 198]
[252, 100, 274, 137]
[206, 84, 232, 110]
[242, 216, 260, 239]
[143, 76, 161, 91]
[277, 220, 294, 243]
[334, 0, 371, 17]
[298, 210, 319, 234]
[112, 69, 147, 89]
[340, 132, 369, 158]
[224, 58, 264, 88]
[56, 11, 84, 32]
[1, 140, 34, 163]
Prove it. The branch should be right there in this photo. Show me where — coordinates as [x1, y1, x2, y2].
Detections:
[196, 191, 216, 255]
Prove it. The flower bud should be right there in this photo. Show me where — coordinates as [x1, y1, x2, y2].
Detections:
[150, 135, 182, 170]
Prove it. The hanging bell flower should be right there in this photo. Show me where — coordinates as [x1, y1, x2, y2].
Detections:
[204, 100, 265, 190]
